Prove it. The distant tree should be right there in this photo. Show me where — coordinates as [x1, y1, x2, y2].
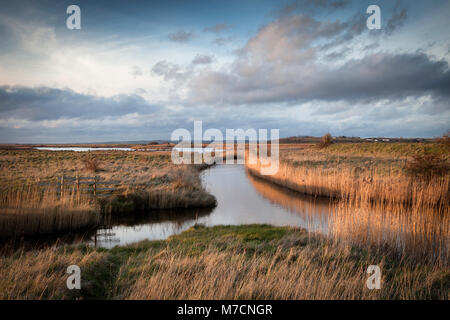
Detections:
[317, 133, 333, 149]
[435, 131, 450, 147]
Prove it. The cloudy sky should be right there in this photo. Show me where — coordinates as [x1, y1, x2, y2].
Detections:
[0, 0, 449, 143]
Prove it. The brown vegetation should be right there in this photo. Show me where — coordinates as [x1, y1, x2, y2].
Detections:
[405, 151, 449, 181]
[246, 142, 449, 266]
[0, 150, 215, 237]
[0, 225, 447, 300]
[247, 166, 449, 266]
[0, 185, 100, 237]
[247, 143, 449, 208]
[83, 157, 102, 172]
[316, 133, 333, 149]
[435, 132, 450, 147]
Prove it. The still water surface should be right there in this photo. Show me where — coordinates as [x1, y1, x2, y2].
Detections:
[90, 165, 333, 248]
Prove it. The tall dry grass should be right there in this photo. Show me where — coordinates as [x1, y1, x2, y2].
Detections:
[0, 185, 100, 237]
[0, 246, 108, 299]
[117, 242, 447, 300]
[247, 156, 449, 209]
[1, 225, 448, 300]
[246, 144, 449, 266]
[330, 200, 449, 266]
[121, 249, 377, 299]
[247, 168, 449, 266]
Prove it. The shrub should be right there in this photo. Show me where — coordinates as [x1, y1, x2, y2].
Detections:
[435, 131, 450, 148]
[317, 133, 333, 149]
[83, 158, 101, 172]
[405, 151, 449, 180]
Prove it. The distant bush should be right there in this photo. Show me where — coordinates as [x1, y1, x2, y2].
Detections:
[405, 151, 449, 180]
[317, 133, 333, 149]
[435, 132, 450, 148]
[83, 158, 101, 172]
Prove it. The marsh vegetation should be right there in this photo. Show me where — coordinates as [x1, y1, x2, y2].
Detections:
[0, 225, 447, 300]
[0, 141, 448, 300]
[0, 150, 215, 237]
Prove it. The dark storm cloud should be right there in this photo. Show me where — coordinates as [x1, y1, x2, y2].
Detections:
[167, 30, 194, 42]
[0, 86, 160, 121]
[186, 52, 450, 105]
[0, 0, 448, 143]
[162, 8, 444, 107]
[309, 53, 450, 102]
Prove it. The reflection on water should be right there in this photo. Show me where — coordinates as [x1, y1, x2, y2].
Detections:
[88, 209, 211, 248]
[91, 165, 336, 248]
[246, 171, 333, 233]
[4, 163, 445, 259]
[52, 164, 446, 261]
[198, 165, 333, 229]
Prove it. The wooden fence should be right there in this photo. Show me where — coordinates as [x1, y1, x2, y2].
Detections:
[38, 175, 121, 197]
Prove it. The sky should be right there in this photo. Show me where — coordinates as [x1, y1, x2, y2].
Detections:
[0, 0, 449, 143]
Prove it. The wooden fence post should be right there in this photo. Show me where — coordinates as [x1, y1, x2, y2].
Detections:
[76, 175, 79, 192]
[93, 177, 97, 196]
[60, 175, 64, 199]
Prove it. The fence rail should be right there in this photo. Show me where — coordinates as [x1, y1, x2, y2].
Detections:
[37, 175, 122, 197]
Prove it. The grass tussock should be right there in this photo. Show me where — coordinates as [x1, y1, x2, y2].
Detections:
[0, 225, 448, 300]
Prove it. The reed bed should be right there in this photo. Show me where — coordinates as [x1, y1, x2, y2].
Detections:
[247, 160, 449, 208]
[0, 185, 100, 237]
[0, 150, 215, 237]
[247, 169, 449, 266]
[247, 142, 449, 208]
[246, 143, 449, 266]
[330, 200, 449, 266]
